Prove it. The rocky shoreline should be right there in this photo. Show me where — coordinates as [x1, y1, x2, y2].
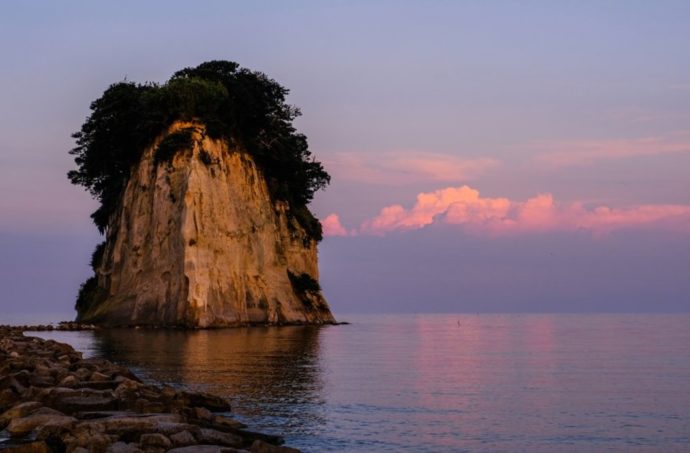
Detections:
[0, 326, 298, 452]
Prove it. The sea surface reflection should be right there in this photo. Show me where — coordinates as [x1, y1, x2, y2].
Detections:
[94, 327, 327, 434]
[33, 314, 690, 452]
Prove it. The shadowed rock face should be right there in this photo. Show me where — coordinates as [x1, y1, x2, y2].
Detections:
[78, 122, 335, 327]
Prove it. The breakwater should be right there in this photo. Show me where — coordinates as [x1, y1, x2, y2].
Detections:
[0, 326, 297, 452]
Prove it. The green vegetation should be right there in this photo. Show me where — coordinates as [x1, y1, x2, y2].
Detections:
[68, 60, 330, 239]
[75, 276, 106, 315]
[288, 271, 321, 294]
[198, 149, 214, 167]
[288, 271, 321, 309]
[154, 128, 196, 164]
[90, 241, 106, 271]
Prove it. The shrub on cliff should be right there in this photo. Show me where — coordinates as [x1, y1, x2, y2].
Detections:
[75, 276, 106, 314]
[154, 128, 196, 164]
[288, 271, 321, 294]
[68, 61, 330, 239]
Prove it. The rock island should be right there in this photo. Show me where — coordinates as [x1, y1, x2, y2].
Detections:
[68, 61, 336, 328]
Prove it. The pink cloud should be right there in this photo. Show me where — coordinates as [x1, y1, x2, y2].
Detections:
[576, 204, 690, 233]
[533, 133, 690, 168]
[321, 214, 351, 237]
[324, 151, 499, 185]
[351, 185, 690, 236]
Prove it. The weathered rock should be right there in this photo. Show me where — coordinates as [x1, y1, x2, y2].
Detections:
[0, 387, 19, 411]
[29, 375, 55, 387]
[0, 328, 299, 451]
[154, 421, 201, 436]
[0, 401, 43, 427]
[11, 370, 31, 386]
[159, 386, 177, 399]
[113, 378, 143, 399]
[60, 394, 116, 413]
[67, 432, 114, 452]
[73, 410, 136, 420]
[106, 442, 143, 453]
[140, 433, 172, 449]
[0, 441, 51, 453]
[33, 364, 54, 377]
[91, 371, 111, 382]
[57, 354, 73, 367]
[80, 413, 181, 436]
[6, 407, 76, 437]
[74, 379, 120, 390]
[196, 428, 243, 448]
[169, 430, 196, 446]
[0, 375, 26, 395]
[194, 406, 213, 421]
[73, 368, 92, 381]
[77, 122, 335, 327]
[181, 391, 231, 412]
[133, 398, 165, 414]
[47, 388, 118, 413]
[58, 375, 79, 387]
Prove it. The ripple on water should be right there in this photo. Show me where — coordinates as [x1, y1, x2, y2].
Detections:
[31, 314, 690, 452]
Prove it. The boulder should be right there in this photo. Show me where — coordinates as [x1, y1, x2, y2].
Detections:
[58, 375, 79, 387]
[196, 428, 243, 448]
[91, 371, 111, 382]
[194, 406, 213, 421]
[6, 407, 76, 437]
[106, 442, 143, 453]
[140, 433, 172, 449]
[170, 430, 196, 447]
[0, 401, 42, 427]
[0, 441, 51, 453]
[181, 391, 231, 412]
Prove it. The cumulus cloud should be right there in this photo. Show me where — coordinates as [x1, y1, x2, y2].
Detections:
[321, 214, 351, 237]
[339, 185, 690, 237]
[324, 151, 499, 185]
[533, 134, 690, 168]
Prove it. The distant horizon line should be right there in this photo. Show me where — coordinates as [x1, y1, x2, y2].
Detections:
[5, 310, 690, 322]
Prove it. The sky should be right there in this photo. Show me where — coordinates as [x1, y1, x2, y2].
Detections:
[1, 1, 689, 319]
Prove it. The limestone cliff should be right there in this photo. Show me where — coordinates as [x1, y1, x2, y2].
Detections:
[78, 122, 335, 327]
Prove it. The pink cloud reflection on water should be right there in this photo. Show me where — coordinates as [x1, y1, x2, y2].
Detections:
[35, 314, 690, 450]
[318, 314, 690, 451]
[409, 315, 559, 447]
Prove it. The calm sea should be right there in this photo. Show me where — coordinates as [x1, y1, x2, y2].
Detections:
[31, 314, 690, 452]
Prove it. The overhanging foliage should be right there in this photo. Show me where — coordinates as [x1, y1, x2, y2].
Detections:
[68, 60, 330, 240]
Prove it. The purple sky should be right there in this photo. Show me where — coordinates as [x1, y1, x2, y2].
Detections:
[1, 1, 689, 319]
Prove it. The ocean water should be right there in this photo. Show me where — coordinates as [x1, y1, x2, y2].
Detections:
[31, 314, 690, 452]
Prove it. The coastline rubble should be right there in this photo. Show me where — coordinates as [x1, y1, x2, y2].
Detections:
[0, 326, 298, 452]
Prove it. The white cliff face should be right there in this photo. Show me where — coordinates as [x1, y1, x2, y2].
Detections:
[81, 122, 335, 327]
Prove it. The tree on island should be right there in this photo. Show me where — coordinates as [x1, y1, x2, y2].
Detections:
[68, 60, 330, 239]
[68, 61, 331, 316]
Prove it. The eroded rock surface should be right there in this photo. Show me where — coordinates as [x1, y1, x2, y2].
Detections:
[78, 122, 335, 327]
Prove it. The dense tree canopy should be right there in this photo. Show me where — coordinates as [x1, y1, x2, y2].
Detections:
[68, 60, 330, 239]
